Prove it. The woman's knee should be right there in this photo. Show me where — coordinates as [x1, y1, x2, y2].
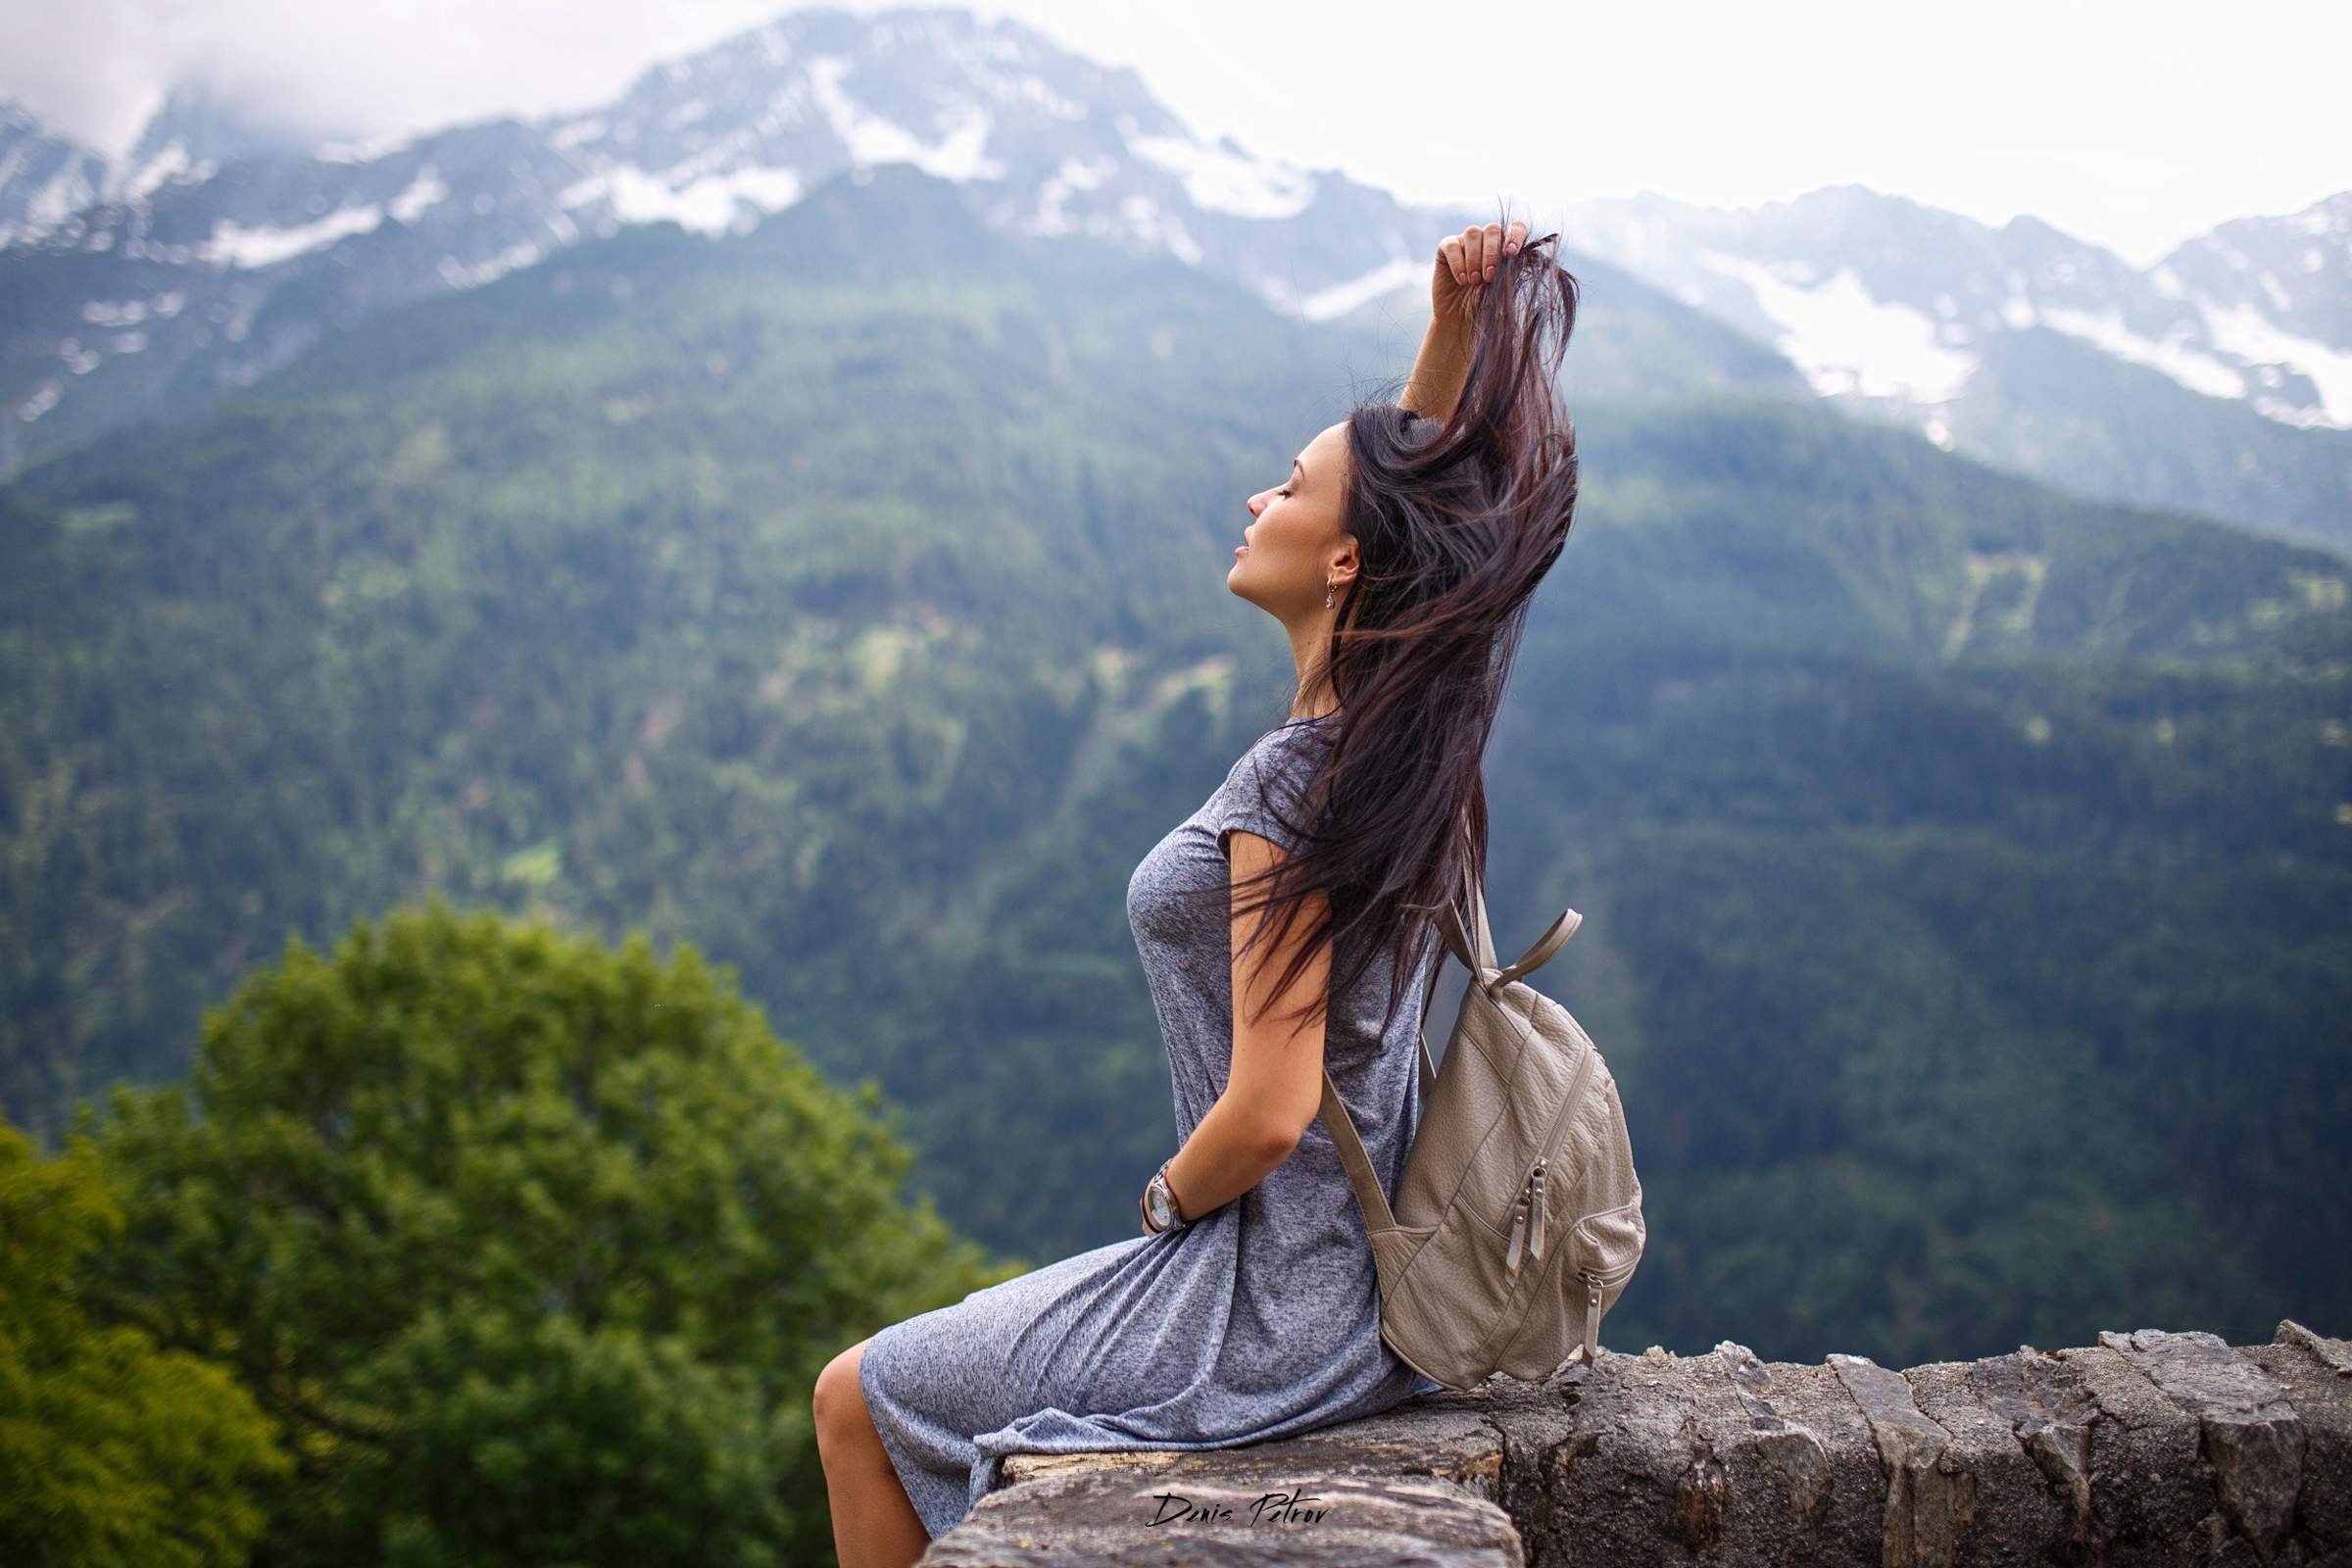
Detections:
[813, 1338, 878, 1460]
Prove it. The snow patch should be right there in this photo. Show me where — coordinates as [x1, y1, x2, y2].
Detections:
[550, 117, 607, 150]
[1698, 249, 1978, 403]
[1030, 154, 1116, 233]
[314, 129, 416, 164]
[1124, 130, 1314, 220]
[2033, 303, 2247, 401]
[2197, 298, 2352, 428]
[120, 140, 195, 203]
[805, 54, 1006, 180]
[9, 163, 97, 243]
[558, 163, 804, 236]
[1117, 192, 1201, 266]
[1278, 255, 1422, 323]
[388, 166, 448, 224]
[204, 203, 385, 268]
[436, 239, 543, 289]
[657, 126, 760, 183]
[18, 380, 60, 421]
[1010, 74, 1087, 121]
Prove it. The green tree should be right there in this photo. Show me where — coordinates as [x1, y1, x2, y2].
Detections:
[0, 1110, 289, 1567]
[69, 898, 1009, 1567]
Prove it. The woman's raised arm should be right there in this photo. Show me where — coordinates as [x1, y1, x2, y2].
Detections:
[1398, 219, 1526, 424]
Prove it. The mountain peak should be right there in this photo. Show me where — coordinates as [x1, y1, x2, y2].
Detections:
[0, 98, 109, 248]
[122, 84, 314, 184]
[744, 160, 1006, 276]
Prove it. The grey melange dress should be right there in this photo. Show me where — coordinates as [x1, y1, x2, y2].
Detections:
[858, 712, 1446, 1538]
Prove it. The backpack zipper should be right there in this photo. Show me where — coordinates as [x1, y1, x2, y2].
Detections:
[1503, 1161, 1544, 1278]
[1571, 1208, 1644, 1362]
[1503, 1035, 1600, 1284]
[1579, 1269, 1604, 1364]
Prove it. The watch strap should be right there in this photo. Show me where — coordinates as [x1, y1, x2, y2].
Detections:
[1152, 1157, 1186, 1228]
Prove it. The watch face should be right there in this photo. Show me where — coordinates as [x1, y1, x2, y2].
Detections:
[1147, 1182, 1171, 1228]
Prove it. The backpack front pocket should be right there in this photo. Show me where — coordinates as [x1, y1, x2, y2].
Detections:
[1568, 1195, 1645, 1285]
[1565, 1195, 1644, 1364]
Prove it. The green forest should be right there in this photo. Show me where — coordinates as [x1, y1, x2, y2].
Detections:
[4, 903, 1005, 1564]
[3, 162, 2347, 1562]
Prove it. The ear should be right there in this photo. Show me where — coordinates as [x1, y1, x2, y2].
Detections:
[1330, 534, 1361, 583]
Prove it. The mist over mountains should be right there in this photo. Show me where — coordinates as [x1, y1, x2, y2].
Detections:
[2, 3, 2346, 551]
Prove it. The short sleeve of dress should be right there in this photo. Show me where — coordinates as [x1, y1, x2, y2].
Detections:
[1213, 720, 1331, 861]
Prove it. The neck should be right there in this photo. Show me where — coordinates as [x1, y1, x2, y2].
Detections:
[1286, 623, 1340, 721]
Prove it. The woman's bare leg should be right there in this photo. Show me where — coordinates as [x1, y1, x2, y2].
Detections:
[814, 1338, 932, 1568]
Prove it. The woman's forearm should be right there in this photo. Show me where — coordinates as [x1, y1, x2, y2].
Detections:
[1161, 1093, 1297, 1223]
[1399, 315, 1474, 423]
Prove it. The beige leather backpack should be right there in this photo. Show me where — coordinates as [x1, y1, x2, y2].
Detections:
[1317, 828, 1645, 1389]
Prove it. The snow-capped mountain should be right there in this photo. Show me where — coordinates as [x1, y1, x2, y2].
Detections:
[2159, 196, 2352, 425]
[0, 103, 107, 249]
[107, 85, 321, 205]
[0, 5, 1447, 475]
[1554, 185, 2352, 549]
[2, 2, 2345, 551]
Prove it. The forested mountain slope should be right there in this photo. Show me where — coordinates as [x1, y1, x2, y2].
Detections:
[4, 162, 2344, 1367]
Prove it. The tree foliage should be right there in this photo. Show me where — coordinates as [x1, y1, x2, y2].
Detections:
[64, 899, 1010, 1566]
[0, 1112, 288, 1567]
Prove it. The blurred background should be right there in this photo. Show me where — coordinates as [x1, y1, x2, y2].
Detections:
[2, 1, 2347, 1561]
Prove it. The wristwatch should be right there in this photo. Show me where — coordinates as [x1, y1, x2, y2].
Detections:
[1141, 1157, 1189, 1235]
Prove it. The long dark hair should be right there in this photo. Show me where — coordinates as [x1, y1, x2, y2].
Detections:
[1227, 210, 1581, 1038]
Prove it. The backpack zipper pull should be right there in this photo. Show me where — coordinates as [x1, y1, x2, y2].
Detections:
[1528, 1160, 1546, 1264]
[1503, 1178, 1533, 1279]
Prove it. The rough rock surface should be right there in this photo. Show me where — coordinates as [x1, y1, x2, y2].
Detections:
[909, 1319, 2352, 1566]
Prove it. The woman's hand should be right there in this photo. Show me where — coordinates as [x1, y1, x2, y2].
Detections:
[1401, 220, 1528, 420]
[1431, 220, 1528, 336]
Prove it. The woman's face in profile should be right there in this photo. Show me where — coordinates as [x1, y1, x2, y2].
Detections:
[1231, 418, 1352, 615]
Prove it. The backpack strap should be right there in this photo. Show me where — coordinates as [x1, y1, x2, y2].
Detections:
[1495, 907, 1580, 987]
[1319, 1068, 1397, 1230]
[1319, 816, 1490, 1234]
[1434, 811, 1578, 995]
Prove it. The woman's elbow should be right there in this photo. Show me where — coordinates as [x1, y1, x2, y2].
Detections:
[1246, 1106, 1314, 1164]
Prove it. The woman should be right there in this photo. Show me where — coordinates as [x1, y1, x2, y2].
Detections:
[814, 213, 1580, 1563]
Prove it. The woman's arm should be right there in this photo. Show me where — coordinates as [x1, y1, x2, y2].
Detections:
[1398, 315, 1474, 424]
[1399, 219, 1526, 424]
[1152, 827, 1331, 1227]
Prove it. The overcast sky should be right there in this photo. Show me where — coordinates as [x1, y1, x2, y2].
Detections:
[2, 0, 2343, 270]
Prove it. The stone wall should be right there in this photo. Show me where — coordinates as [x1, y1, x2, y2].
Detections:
[916, 1320, 2351, 1566]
